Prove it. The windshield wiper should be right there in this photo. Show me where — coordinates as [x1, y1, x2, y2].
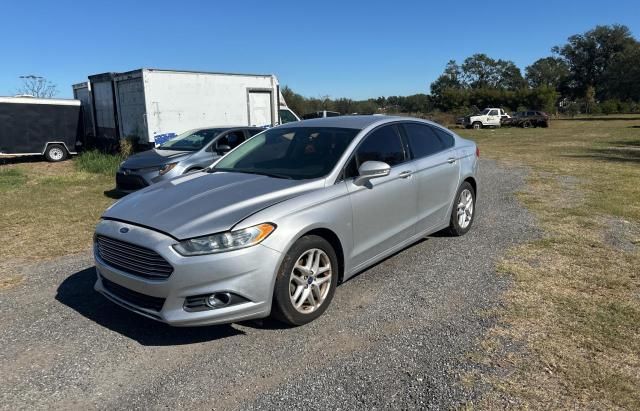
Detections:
[212, 168, 293, 180]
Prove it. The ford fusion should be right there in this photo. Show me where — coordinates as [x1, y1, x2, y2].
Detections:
[94, 116, 479, 326]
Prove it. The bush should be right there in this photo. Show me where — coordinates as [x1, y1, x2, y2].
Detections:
[74, 150, 123, 176]
[600, 100, 619, 115]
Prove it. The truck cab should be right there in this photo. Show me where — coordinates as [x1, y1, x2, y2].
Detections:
[278, 107, 300, 124]
[463, 108, 510, 129]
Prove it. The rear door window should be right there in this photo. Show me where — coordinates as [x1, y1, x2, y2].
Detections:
[430, 126, 455, 149]
[403, 123, 445, 159]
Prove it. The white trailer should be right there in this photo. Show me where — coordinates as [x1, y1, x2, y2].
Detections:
[110, 68, 299, 146]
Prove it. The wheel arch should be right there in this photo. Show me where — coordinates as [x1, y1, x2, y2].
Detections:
[463, 176, 477, 195]
[42, 142, 75, 155]
[299, 227, 345, 284]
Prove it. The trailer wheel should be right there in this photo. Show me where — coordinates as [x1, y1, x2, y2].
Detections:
[44, 144, 68, 162]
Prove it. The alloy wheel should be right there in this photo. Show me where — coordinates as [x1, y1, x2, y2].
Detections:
[457, 188, 474, 229]
[289, 248, 332, 314]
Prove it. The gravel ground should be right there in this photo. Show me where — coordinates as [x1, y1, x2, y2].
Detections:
[0, 159, 537, 410]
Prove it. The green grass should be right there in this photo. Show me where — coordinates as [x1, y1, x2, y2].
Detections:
[0, 168, 27, 191]
[74, 150, 124, 176]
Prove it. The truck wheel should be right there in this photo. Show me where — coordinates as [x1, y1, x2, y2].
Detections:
[44, 144, 68, 162]
[472, 122, 482, 130]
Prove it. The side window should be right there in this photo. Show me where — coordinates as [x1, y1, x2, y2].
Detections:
[279, 109, 298, 124]
[488, 109, 499, 116]
[403, 123, 444, 159]
[247, 128, 263, 137]
[355, 125, 406, 167]
[217, 131, 245, 149]
[430, 126, 455, 149]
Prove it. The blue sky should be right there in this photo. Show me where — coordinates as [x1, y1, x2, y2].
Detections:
[1, 0, 638, 100]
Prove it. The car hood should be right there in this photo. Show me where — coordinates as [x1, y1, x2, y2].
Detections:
[122, 149, 193, 169]
[102, 171, 322, 239]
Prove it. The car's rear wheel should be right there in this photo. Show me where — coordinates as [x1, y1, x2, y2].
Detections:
[522, 120, 532, 128]
[44, 144, 67, 162]
[272, 235, 338, 326]
[446, 181, 476, 236]
[472, 122, 482, 130]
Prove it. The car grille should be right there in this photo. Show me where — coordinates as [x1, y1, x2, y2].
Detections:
[101, 276, 166, 312]
[96, 235, 174, 279]
[116, 172, 148, 191]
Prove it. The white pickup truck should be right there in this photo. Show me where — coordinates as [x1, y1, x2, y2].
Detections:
[461, 108, 510, 129]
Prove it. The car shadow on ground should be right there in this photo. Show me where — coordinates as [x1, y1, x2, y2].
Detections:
[56, 267, 245, 346]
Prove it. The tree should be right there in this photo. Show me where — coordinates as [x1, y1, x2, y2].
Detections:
[496, 60, 527, 90]
[601, 41, 640, 101]
[525, 57, 570, 89]
[430, 60, 463, 96]
[553, 24, 636, 98]
[461, 54, 502, 88]
[458, 54, 525, 90]
[16, 75, 58, 98]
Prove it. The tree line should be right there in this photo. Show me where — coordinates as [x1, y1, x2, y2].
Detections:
[283, 24, 640, 117]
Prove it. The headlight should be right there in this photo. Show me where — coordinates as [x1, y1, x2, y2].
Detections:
[172, 223, 276, 256]
[159, 162, 178, 176]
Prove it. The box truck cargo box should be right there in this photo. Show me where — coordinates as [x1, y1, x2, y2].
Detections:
[0, 96, 81, 162]
[72, 81, 95, 139]
[103, 69, 299, 147]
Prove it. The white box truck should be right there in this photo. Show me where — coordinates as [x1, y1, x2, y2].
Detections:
[90, 68, 300, 147]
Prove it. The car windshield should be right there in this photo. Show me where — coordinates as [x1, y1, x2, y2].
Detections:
[480, 109, 491, 115]
[157, 128, 224, 151]
[213, 127, 359, 180]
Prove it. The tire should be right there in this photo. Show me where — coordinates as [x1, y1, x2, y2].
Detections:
[446, 181, 476, 236]
[44, 144, 68, 162]
[472, 122, 483, 130]
[522, 121, 532, 129]
[272, 235, 339, 326]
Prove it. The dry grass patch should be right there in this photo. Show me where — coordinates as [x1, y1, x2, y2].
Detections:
[0, 159, 116, 278]
[457, 117, 640, 408]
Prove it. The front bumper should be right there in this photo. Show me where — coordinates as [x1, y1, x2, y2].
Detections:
[93, 219, 282, 326]
[115, 166, 184, 192]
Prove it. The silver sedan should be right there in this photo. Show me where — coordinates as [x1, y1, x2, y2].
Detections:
[94, 116, 479, 326]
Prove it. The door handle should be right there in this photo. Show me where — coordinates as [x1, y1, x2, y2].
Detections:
[447, 158, 456, 164]
[398, 170, 413, 178]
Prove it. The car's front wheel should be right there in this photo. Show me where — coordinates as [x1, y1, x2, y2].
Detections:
[272, 235, 338, 326]
[472, 122, 483, 130]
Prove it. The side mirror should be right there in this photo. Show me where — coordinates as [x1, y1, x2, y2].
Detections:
[354, 161, 390, 185]
[217, 144, 231, 154]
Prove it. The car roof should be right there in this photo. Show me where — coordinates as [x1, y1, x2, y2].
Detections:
[283, 115, 421, 130]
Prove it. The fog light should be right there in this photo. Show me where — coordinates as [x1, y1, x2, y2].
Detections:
[206, 292, 231, 308]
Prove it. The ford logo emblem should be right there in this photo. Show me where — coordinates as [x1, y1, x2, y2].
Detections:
[119, 227, 129, 234]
